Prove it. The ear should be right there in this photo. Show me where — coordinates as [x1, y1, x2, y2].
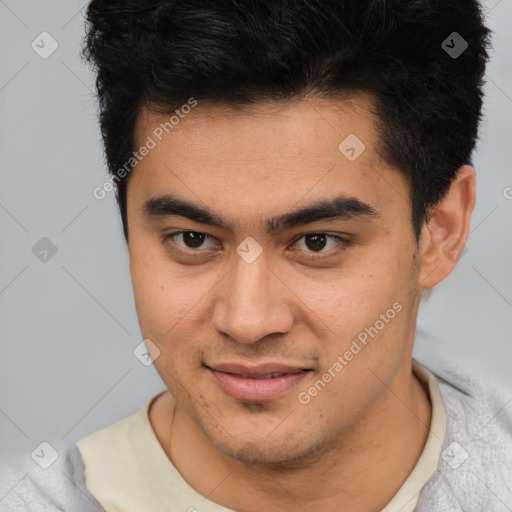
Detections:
[417, 165, 476, 289]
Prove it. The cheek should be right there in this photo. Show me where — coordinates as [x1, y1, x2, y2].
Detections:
[128, 237, 220, 343]
[129, 253, 206, 386]
[285, 256, 411, 338]
[129, 237, 180, 336]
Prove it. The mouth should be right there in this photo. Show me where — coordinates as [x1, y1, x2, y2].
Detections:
[205, 362, 313, 402]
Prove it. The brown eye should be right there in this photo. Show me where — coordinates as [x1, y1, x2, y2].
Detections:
[289, 233, 353, 261]
[181, 231, 207, 249]
[304, 234, 328, 252]
[162, 231, 218, 252]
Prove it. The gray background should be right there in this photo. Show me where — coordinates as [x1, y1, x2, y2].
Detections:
[0, 0, 511, 486]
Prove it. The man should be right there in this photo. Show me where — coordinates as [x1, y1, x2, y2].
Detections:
[2, 0, 511, 511]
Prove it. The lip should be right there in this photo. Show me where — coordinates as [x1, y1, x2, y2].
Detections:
[205, 362, 311, 402]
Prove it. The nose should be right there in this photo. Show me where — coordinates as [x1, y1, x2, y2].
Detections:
[211, 250, 295, 345]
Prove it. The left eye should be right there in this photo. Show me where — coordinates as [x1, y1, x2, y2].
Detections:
[292, 233, 345, 254]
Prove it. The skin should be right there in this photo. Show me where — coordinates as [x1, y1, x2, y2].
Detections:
[126, 92, 475, 512]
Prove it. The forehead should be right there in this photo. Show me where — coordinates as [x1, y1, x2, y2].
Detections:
[129, 93, 410, 226]
[135, 92, 379, 158]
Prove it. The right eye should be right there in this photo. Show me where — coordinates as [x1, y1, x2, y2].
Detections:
[162, 230, 220, 253]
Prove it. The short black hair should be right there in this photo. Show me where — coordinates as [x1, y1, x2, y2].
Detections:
[82, 0, 492, 243]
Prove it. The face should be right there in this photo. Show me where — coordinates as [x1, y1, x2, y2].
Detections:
[126, 93, 423, 464]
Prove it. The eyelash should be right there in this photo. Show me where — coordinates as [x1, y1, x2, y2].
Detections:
[161, 231, 353, 261]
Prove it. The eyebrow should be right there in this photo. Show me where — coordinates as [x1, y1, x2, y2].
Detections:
[142, 193, 379, 233]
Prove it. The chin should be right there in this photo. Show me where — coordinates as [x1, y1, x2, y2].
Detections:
[205, 427, 327, 467]
[223, 440, 304, 465]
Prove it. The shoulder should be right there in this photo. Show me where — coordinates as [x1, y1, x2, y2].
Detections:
[416, 354, 512, 511]
[0, 444, 105, 512]
[0, 399, 153, 512]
